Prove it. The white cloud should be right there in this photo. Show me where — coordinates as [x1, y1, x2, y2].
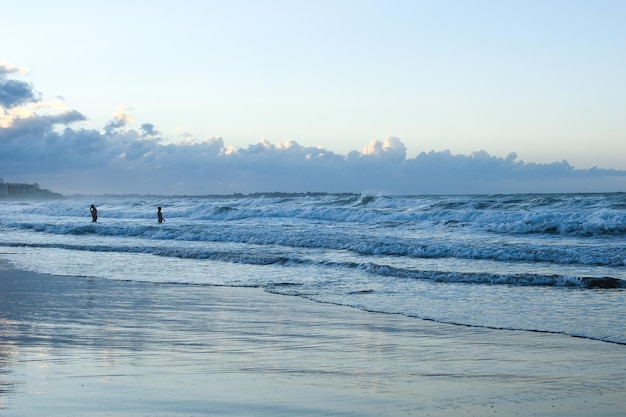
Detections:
[362, 136, 407, 160]
[0, 62, 27, 76]
[1, 65, 624, 195]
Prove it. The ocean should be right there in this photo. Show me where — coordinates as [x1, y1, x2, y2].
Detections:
[1, 192, 624, 345]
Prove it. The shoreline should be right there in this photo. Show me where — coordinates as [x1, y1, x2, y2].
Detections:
[1, 263, 625, 416]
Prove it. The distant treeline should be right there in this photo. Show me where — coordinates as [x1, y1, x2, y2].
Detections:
[0, 181, 63, 200]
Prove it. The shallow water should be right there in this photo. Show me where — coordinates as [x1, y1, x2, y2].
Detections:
[1, 270, 625, 416]
[1, 193, 625, 343]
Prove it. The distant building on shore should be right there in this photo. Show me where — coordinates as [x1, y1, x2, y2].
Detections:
[0, 178, 63, 200]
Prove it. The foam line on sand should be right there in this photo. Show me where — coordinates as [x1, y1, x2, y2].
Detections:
[1, 263, 625, 416]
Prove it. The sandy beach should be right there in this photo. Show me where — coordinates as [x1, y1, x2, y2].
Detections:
[1, 262, 625, 417]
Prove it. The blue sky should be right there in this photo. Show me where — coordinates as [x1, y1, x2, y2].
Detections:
[1, 0, 625, 194]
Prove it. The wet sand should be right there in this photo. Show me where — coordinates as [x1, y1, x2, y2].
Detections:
[1, 263, 625, 416]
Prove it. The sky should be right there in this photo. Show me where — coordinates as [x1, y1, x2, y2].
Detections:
[1, 0, 625, 195]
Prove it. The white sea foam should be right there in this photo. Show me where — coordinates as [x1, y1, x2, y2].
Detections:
[1, 193, 625, 344]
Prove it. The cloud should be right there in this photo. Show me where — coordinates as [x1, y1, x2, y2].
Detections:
[140, 123, 160, 137]
[0, 63, 39, 108]
[362, 136, 407, 160]
[104, 111, 133, 134]
[1, 64, 624, 195]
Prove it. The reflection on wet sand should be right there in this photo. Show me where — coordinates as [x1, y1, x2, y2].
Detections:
[0, 318, 19, 409]
[1, 266, 625, 417]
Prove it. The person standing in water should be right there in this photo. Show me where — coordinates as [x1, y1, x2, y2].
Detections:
[157, 206, 164, 223]
[90, 204, 98, 222]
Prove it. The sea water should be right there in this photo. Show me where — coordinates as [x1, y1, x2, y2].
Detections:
[0, 193, 624, 344]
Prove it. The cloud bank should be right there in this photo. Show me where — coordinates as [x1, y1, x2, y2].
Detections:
[1, 64, 624, 195]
